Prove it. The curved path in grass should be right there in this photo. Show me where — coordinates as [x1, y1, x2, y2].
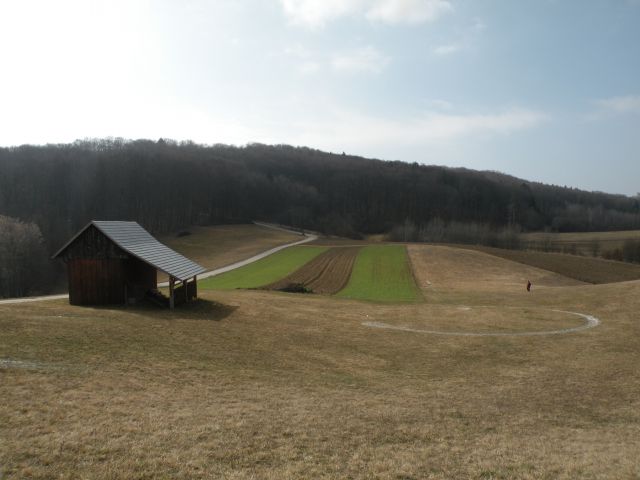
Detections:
[362, 309, 600, 337]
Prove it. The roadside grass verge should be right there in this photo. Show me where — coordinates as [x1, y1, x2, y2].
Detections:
[337, 245, 420, 302]
[199, 246, 327, 290]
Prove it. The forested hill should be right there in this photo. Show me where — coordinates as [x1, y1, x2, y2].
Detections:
[1, 138, 639, 254]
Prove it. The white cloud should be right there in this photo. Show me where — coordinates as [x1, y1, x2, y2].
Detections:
[279, 0, 363, 28]
[282, 43, 388, 75]
[298, 61, 321, 74]
[366, 0, 453, 25]
[432, 43, 461, 56]
[425, 99, 453, 110]
[278, 0, 452, 28]
[431, 18, 486, 56]
[471, 18, 486, 32]
[596, 95, 640, 114]
[331, 46, 390, 74]
[283, 44, 312, 58]
[289, 107, 546, 151]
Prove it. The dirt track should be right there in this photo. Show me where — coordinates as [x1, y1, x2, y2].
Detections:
[265, 247, 361, 294]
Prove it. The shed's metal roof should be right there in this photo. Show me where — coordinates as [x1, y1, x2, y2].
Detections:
[55, 221, 206, 281]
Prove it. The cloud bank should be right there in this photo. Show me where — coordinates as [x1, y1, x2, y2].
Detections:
[596, 95, 640, 114]
[289, 107, 547, 151]
[279, 0, 453, 28]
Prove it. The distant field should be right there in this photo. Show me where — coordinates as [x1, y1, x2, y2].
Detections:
[409, 244, 582, 304]
[521, 229, 640, 256]
[160, 224, 302, 272]
[338, 245, 420, 302]
[198, 246, 327, 290]
[470, 245, 640, 284]
[201, 243, 420, 302]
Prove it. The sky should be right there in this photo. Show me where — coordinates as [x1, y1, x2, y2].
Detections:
[0, 0, 639, 195]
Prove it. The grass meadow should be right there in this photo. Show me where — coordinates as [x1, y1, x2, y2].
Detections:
[3, 232, 640, 478]
[198, 246, 327, 290]
[2, 245, 640, 478]
[338, 245, 420, 302]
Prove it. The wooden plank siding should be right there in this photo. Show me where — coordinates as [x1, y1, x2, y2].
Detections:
[62, 225, 158, 305]
[68, 258, 126, 305]
[55, 221, 204, 307]
[61, 225, 129, 261]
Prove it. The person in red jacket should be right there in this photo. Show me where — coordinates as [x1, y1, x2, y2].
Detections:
[526, 280, 532, 292]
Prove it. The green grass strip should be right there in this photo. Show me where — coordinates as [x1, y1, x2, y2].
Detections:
[199, 246, 328, 290]
[337, 245, 419, 302]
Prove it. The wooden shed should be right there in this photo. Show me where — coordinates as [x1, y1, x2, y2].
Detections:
[53, 221, 206, 308]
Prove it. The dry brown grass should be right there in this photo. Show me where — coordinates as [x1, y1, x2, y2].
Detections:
[160, 224, 302, 271]
[464, 245, 640, 284]
[409, 245, 582, 297]
[2, 245, 640, 479]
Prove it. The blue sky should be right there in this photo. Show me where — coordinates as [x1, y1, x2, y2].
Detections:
[1, 0, 639, 195]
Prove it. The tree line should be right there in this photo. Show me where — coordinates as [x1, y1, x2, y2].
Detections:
[0, 138, 639, 297]
[0, 216, 52, 298]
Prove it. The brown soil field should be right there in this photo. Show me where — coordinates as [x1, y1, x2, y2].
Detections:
[467, 245, 640, 284]
[521, 229, 640, 256]
[265, 247, 361, 294]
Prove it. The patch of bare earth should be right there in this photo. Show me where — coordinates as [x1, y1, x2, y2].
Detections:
[265, 247, 361, 294]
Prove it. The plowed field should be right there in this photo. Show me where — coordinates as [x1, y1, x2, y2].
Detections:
[265, 247, 361, 294]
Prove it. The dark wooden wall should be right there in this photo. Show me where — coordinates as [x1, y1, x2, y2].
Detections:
[68, 258, 125, 305]
[61, 225, 128, 261]
[63, 226, 158, 305]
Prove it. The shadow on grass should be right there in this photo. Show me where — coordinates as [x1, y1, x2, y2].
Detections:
[91, 298, 238, 322]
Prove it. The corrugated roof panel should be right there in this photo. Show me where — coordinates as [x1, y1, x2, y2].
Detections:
[91, 221, 206, 281]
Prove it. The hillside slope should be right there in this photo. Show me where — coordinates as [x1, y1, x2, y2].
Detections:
[160, 224, 302, 272]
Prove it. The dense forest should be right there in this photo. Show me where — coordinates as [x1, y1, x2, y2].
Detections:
[1, 138, 639, 297]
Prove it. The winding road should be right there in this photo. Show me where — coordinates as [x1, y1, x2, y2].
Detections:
[0, 222, 317, 305]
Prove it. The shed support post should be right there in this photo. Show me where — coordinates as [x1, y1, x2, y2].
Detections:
[184, 279, 189, 303]
[193, 276, 197, 300]
[169, 276, 175, 310]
